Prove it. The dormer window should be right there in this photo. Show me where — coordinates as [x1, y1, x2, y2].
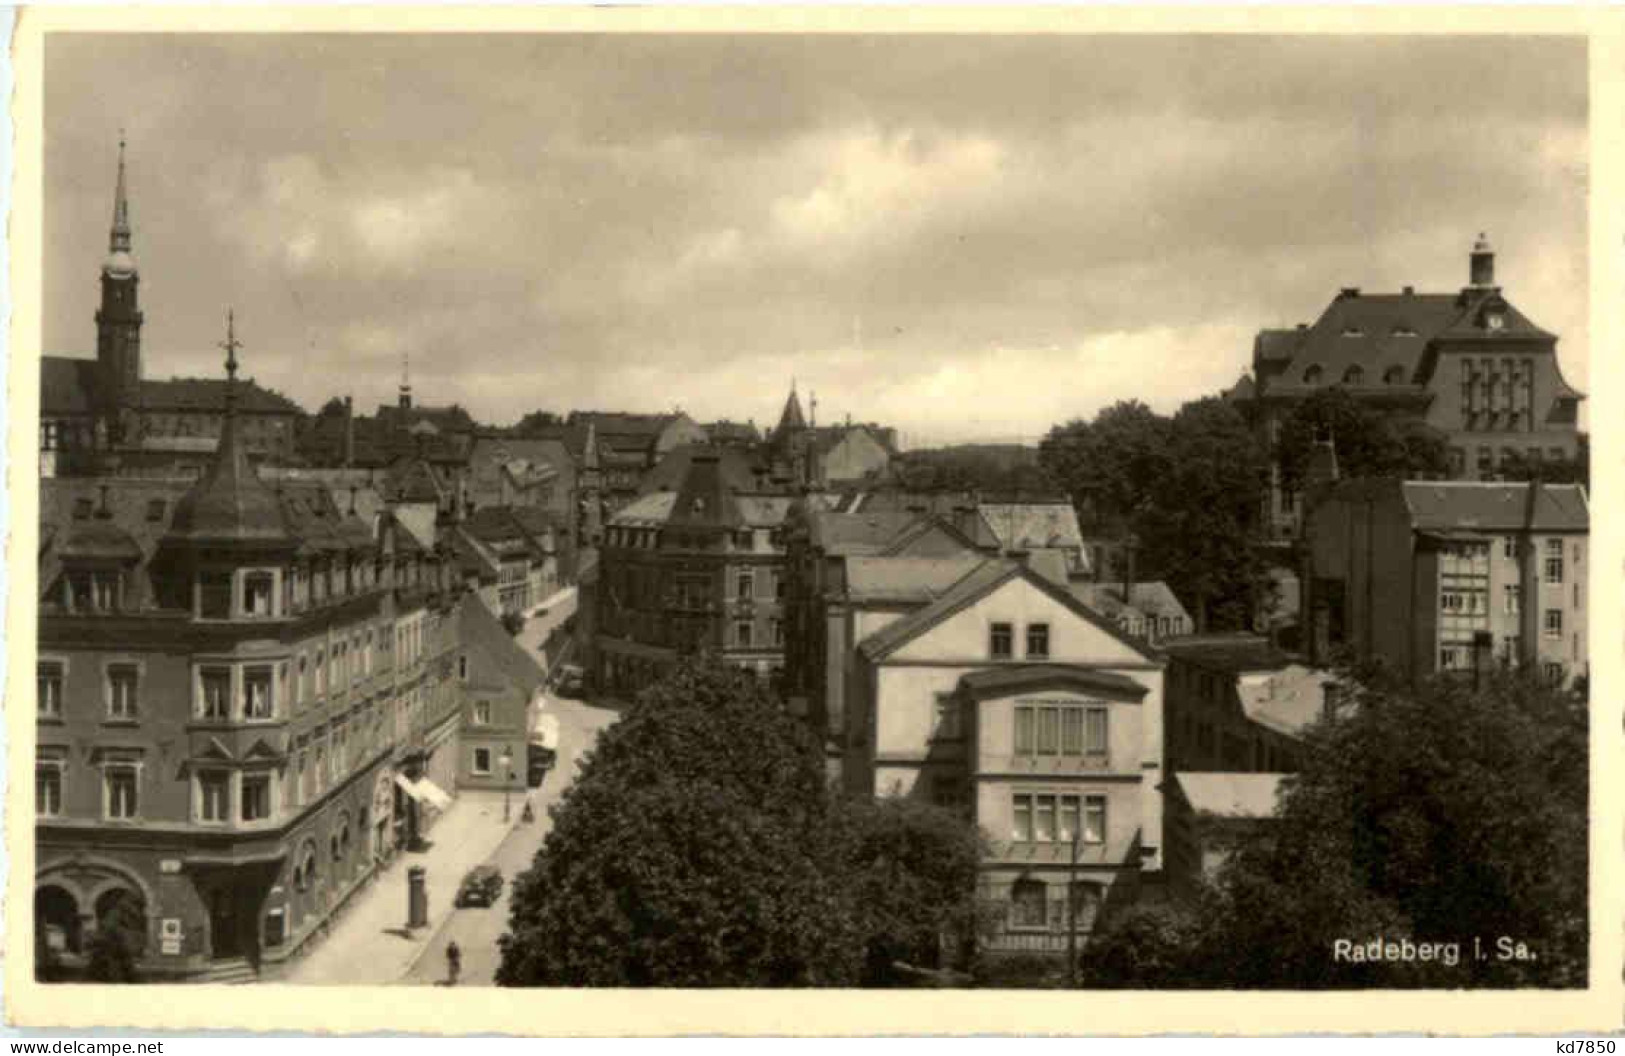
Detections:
[1302, 365, 1323, 385]
[1342, 366, 1365, 386]
[1391, 324, 1417, 338]
[1340, 327, 1364, 338]
[1384, 365, 1407, 384]
[244, 573, 274, 617]
[1485, 310, 1506, 331]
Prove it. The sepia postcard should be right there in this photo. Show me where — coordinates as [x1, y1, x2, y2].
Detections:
[5, 3, 1623, 1037]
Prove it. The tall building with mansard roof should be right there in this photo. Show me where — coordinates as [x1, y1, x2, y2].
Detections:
[1227, 236, 1585, 545]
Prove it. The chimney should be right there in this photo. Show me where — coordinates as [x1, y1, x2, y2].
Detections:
[1402, 285, 1415, 297]
[343, 395, 355, 467]
[1339, 287, 1361, 299]
[1469, 232, 1495, 288]
[1120, 533, 1139, 604]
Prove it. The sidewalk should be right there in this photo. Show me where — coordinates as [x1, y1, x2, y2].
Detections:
[278, 790, 523, 986]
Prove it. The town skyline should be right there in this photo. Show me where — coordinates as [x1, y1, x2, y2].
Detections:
[45, 34, 1588, 447]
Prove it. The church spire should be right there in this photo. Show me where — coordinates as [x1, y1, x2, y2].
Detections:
[103, 132, 137, 279]
[111, 132, 131, 254]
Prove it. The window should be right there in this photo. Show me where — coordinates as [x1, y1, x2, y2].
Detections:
[104, 767, 139, 820]
[199, 667, 231, 720]
[1342, 366, 1364, 385]
[458, 654, 469, 681]
[1015, 704, 1108, 760]
[199, 572, 232, 619]
[73, 498, 93, 520]
[1545, 609, 1563, 638]
[737, 572, 754, 600]
[1477, 447, 1494, 474]
[932, 695, 962, 741]
[735, 621, 754, 648]
[473, 747, 492, 775]
[1011, 793, 1106, 845]
[1026, 623, 1050, 659]
[1544, 662, 1565, 685]
[1302, 365, 1323, 385]
[36, 763, 62, 817]
[990, 622, 1013, 660]
[1503, 536, 1516, 560]
[473, 701, 492, 726]
[38, 661, 63, 718]
[244, 573, 274, 616]
[1011, 879, 1047, 930]
[1504, 585, 1521, 615]
[1545, 539, 1564, 583]
[1384, 365, 1407, 384]
[241, 775, 272, 822]
[244, 667, 274, 720]
[106, 664, 139, 720]
[198, 771, 229, 822]
[930, 774, 968, 811]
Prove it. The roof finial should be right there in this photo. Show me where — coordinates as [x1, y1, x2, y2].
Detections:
[220, 308, 242, 386]
[111, 131, 131, 252]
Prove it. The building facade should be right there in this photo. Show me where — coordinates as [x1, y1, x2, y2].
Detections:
[1302, 479, 1589, 686]
[35, 334, 464, 982]
[1161, 634, 1326, 774]
[1229, 237, 1585, 543]
[843, 558, 1168, 957]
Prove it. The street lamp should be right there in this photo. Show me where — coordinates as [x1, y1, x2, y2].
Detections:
[500, 746, 514, 822]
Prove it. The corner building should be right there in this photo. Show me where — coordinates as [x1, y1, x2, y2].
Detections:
[35, 330, 464, 982]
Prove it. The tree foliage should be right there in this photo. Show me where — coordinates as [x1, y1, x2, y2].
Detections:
[1276, 388, 1451, 492]
[497, 658, 984, 987]
[514, 410, 564, 434]
[1039, 398, 1269, 631]
[1496, 433, 1590, 488]
[85, 894, 146, 984]
[882, 445, 1058, 496]
[1199, 664, 1587, 988]
[1079, 900, 1207, 988]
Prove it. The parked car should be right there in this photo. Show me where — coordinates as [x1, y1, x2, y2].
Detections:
[456, 864, 505, 908]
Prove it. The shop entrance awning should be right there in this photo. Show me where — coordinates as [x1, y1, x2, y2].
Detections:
[531, 713, 561, 752]
[394, 774, 454, 811]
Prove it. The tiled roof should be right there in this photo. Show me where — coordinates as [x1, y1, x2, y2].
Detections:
[1261, 291, 1471, 397]
[1175, 772, 1288, 820]
[39, 478, 194, 606]
[610, 491, 679, 526]
[41, 357, 100, 415]
[1072, 581, 1191, 623]
[735, 495, 794, 528]
[141, 377, 303, 415]
[458, 594, 548, 692]
[1399, 480, 1589, 533]
[641, 443, 774, 495]
[806, 510, 923, 554]
[857, 558, 1018, 659]
[843, 555, 987, 604]
[1237, 664, 1329, 739]
[979, 502, 1085, 553]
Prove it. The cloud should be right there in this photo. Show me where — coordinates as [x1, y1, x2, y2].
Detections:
[43, 34, 1588, 440]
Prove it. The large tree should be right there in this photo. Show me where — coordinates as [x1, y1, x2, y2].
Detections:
[496, 658, 984, 987]
[1138, 397, 1271, 631]
[1200, 663, 1587, 988]
[1038, 400, 1171, 532]
[1276, 388, 1451, 492]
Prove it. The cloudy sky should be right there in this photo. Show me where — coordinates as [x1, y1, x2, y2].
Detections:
[45, 34, 1588, 446]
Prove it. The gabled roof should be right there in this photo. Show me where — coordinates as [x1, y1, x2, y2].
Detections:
[1398, 480, 1589, 532]
[844, 555, 987, 604]
[858, 557, 1161, 663]
[458, 594, 548, 693]
[979, 502, 1085, 553]
[1174, 772, 1288, 820]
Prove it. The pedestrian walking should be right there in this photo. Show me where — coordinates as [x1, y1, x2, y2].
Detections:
[446, 940, 462, 986]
